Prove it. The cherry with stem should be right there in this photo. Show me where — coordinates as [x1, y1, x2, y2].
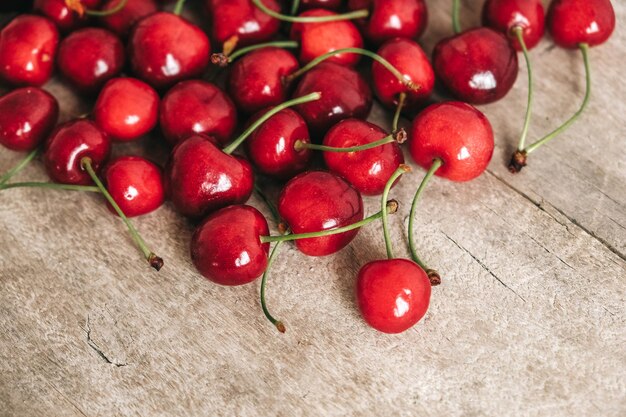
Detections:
[252, 0, 368, 22]
[0, 149, 39, 185]
[211, 40, 299, 67]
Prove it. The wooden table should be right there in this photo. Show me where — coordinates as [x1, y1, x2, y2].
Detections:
[1, 1, 624, 416]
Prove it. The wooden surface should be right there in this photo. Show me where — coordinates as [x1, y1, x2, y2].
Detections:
[1, 1, 625, 416]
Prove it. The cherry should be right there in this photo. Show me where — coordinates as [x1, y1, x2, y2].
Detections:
[482, 0, 545, 51]
[102, 156, 164, 217]
[43, 119, 111, 185]
[129, 12, 210, 89]
[548, 0, 615, 49]
[277, 170, 364, 256]
[191, 204, 270, 285]
[433, 27, 518, 104]
[348, 0, 428, 45]
[159, 80, 237, 147]
[0, 14, 59, 86]
[0, 87, 59, 152]
[206, 0, 281, 47]
[99, 0, 159, 37]
[94, 77, 159, 142]
[227, 47, 300, 114]
[33, 0, 101, 32]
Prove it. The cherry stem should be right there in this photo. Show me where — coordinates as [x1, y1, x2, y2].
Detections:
[392, 93, 406, 133]
[294, 128, 406, 153]
[381, 165, 411, 259]
[81, 157, 164, 271]
[252, 0, 368, 22]
[211, 40, 299, 67]
[173, 0, 186, 15]
[512, 27, 534, 152]
[452, 0, 461, 34]
[260, 240, 286, 333]
[84, 0, 128, 17]
[254, 183, 280, 225]
[222, 92, 321, 155]
[285, 48, 419, 91]
[0, 181, 99, 192]
[408, 158, 442, 272]
[290, 0, 300, 15]
[0, 148, 39, 185]
[260, 200, 398, 244]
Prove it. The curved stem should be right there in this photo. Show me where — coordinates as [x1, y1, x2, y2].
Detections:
[0, 148, 39, 185]
[260, 241, 286, 333]
[294, 130, 405, 153]
[84, 0, 128, 16]
[392, 93, 406, 133]
[452, 0, 461, 34]
[285, 48, 419, 91]
[290, 0, 301, 15]
[0, 181, 99, 192]
[254, 183, 280, 225]
[173, 0, 186, 15]
[513, 27, 534, 152]
[81, 157, 164, 271]
[223, 92, 321, 155]
[252, 0, 368, 22]
[228, 40, 299, 62]
[381, 165, 411, 259]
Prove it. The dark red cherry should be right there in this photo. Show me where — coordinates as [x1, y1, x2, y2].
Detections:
[322, 119, 404, 195]
[100, 0, 159, 37]
[372, 37, 434, 111]
[206, 0, 281, 47]
[409, 102, 494, 182]
[129, 12, 211, 89]
[57, 28, 125, 92]
[160, 80, 237, 147]
[0, 14, 59, 86]
[33, 0, 101, 32]
[43, 119, 111, 185]
[227, 47, 300, 114]
[300, 0, 342, 11]
[246, 108, 312, 180]
[356, 258, 431, 334]
[191, 204, 269, 286]
[0, 87, 59, 152]
[94, 77, 159, 141]
[278, 171, 364, 256]
[433, 27, 518, 104]
[290, 9, 364, 67]
[348, 0, 428, 45]
[165, 135, 254, 218]
[483, 0, 545, 50]
[102, 156, 164, 217]
[293, 62, 372, 137]
[548, 0, 615, 49]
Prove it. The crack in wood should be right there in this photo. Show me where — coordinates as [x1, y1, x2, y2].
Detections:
[84, 315, 127, 368]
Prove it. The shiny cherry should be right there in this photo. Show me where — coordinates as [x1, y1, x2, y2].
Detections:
[160, 80, 237, 147]
[548, 0, 615, 49]
[356, 258, 431, 334]
[206, 0, 281, 47]
[0, 14, 59, 86]
[94, 77, 159, 141]
[433, 27, 518, 104]
[227, 47, 300, 114]
[165, 135, 254, 218]
[57, 28, 125, 92]
[409, 102, 494, 182]
[0, 87, 59, 152]
[129, 12, 211, 89]
[348, 0, 428, 45]
[43, 119, 111, 185]
[278, 170, 364, 256]
[100, 0, 159, 37]
[33, 0, 101, 32]
[191, 204, 270, 286]
[483, 0, 545, 50]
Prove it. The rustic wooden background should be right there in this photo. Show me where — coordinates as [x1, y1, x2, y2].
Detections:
[1, 1, 624, 416]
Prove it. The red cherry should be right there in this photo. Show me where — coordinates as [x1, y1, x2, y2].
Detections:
[227, 47, 300, 114]
[99, 0, 159, 37]
[372, 37, 434, 111]
[278, 171, 364, 256]
[0, 14, 59, 86]
[356, 258, 431, 334]
[94, 77, 159, 142]
[322, 119, 404, 195]
[348, 0, 428, 45]
[433, 27, 518, 104]
[483, 0, 545, 51]
[409, 102, 494, 182]
[548, 0, 615, 49]
[43, 119, 111, 185]
[160, 80, 237, 147]
[191, 204, 270, 286]
[300, 0, 342, 11]
[0, 87, 59, 152]
[33, 0, 101, 32]
[206, 0, 281, 47]
[246, 108, 312, 180]
[129, 12, 211, 89]
[165, 135, 254, 218]
[101, 156, 164, 217]
[290, 9, 364, 67]
[57, 28, 125, 92]
[293, 62, 373, 137]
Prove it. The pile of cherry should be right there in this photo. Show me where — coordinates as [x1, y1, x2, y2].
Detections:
[0, 0, 616, 334]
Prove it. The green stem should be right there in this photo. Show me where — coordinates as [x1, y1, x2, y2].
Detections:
[85, 0, 128, 16]
[513, 27, 534, 152]
[173, 0, 186, 15]
[254, 183, 280, 225]
[0, 181, 100, 192]
[294, 130, 404, 153]
[260, 240, 286, 333]
[229, 40, 299, 62]
[290, 0, 301, 15]
[0, 148, 39, 185]
[252, 0, 368, 22]
[81, 157, 164, 271]
[381, 165, 410, 259]
[392, 93, 406, 133]
[260, 201, 398, 244]
[222, 92, 321, 155]
[452, 0, 461, 34]
[524, 43, 591, 155]
[285, 48, 419, 91]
